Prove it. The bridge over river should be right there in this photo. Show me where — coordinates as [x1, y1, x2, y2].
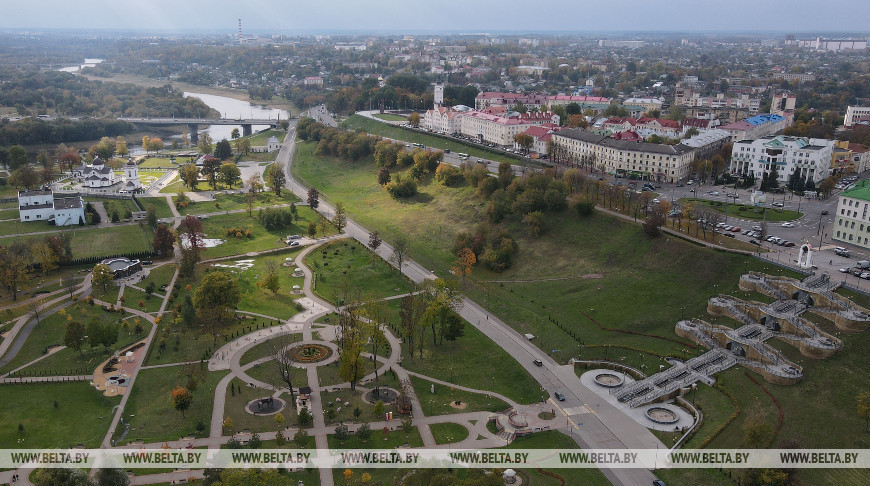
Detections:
[118, 117, 281, 143]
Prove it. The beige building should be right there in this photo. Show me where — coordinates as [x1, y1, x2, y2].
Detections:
[551, 128, 697, 183]
[458, 111, 560, 146]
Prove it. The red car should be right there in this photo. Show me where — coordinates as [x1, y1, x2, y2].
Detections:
[730, 227, 741, 232]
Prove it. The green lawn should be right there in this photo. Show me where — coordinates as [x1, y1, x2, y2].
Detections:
[222, 377, 298, 434]
[0, 382, 120, 448]
[342, 115, 532, 166]
[372, 113, 408, 122]
[409, 375, 510, 416]
[196, 207, 329, 259]
[85, 197, 141, 217]
[159, 178, 213, 194]
[143, 315, 268, 366]
[247, 129, 284, 147]
[501, 430, 611, 486]
[319, 373, 403, 426]
[139, 196, 175, 220]
[140, 264, 177, 291]
[430, 422, 469, 445]
[229, 249, 306, 319]
[53, 224, 152, 260]
[121, 286, 164, 314]
[176, 189, 299, 216]
[0, 302, 146, 376]
[327, 425, 424, 449]
[119, 367, 228, 444]
[680, 198, 803, 221]
[307, 239, 412, 304]
[238, 333, 304, 366]
[139, 156, 195, 169]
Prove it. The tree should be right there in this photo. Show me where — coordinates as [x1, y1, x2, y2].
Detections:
[453, 247, 476, 286]
[218, 162, 241, 189]
[8, 145, 28, 170]
[266, 162, 286, 196]
[9, 165, 39, 189]
[293, 428, 310, 448]
[409, 111, 421, 128]
[334, 423, 350, 443]
[115, 138, 129, 158]
[180, 163, 200, 191]
[95, 468, 129, 486]
[244, 192, 256, 216]
[307, 221, 317, 237]
[307, 187, 320, 209]
[377, 166, 391, 185]
[198, 132, 214, 155]
[298, 407, 312, 426]
[497, 161, 513, 188]
[153, 224, 176, 257]
[231, 128, 241, 139]
[61, 273, 78, 299]
[32, 468, 94, 486]
[92, 263, 114, 293]
[522, 211, 546, 237]
[194, 271, 241, 311]
[145, 204, 158, 228]
[514, 133, 534, 154]
[31, 240, 58, 274]
[141, 136, 151, 154]
[146, 138, 165, 154]
[260, 260, 280, 294]
[368, 231, 382, 250]
[391, 235, 410, 273]
[171, 385, 193, 417]
[64, 321, 86, 354]
[332, 202, 347, 233]
[0, 242, 31, 302]
[339, 342, 366, 391]
[246, 173, 263, 193]
[202, 157, 221, 190]
[236, 138, 252, 155]
[59, 150, 82, 173]
[356, 423, 372, 442]
[858, 390, 870, 431]
[214, 139, 233, 160]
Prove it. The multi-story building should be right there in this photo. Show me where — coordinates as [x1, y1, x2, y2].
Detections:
[550, 128, 697, 183]
[719, 114, 790, 142]
[597, 40, 646, 48]
[844, 106, 870, 128]
[545, 95, 612, 115]
[474, 92, 549, 111]
[623, 98, 663, 117]
[833, 181, 870, 249]
[458, 111, 560, 146]
[848, 143, 870, 173]
[18, 190, 85, 226]
[423, 106, 465, 134]
[786, 37, 868, 52]
[513, 125, 562, 155]
[771, 93, 797, 117]
[729, 135, 833, 185]
[771, 73, 816, 83]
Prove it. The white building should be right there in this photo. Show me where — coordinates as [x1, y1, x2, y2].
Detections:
[18, 190, 85, 226]
[844, 106, 870, 128]
[122, 158, 142, 193]
[719, 114, 791, 142]
[423, 106, 464, 134]
[729, 135, 833, 185]
[72, 156, 116, 188]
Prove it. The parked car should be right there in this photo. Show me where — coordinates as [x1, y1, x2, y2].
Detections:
[752, 225, 762, 231]
[861, 272, 870, 280]
[781, 222, 795, 228]
[287, 234, 301, 240]
[821, 210, 829, 215]
[716, 223, 727, 228]
[730, 227, 741, 232]
[675, 183, 684, 187]
[858, 260, 870, 269]
[784, 241, 795, 247]
[708, 191, 719, 196]
[840, 267, 851, 273]
[835, 247, 850, 257]
[289, 241, 300, 247]
[554, 392, 566, 401]
[750, 239, 761, 246]
[853, 268, 864, 277]
[772, 202, 784, 208]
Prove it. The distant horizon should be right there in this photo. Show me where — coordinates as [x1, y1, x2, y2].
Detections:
[3, 0, 870, 34]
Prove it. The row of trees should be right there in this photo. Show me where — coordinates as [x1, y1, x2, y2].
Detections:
[0, 234, 73, 301]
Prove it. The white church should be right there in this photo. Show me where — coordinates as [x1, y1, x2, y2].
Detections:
[71, 156, 141, 192]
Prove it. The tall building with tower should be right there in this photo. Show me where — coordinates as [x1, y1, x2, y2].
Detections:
[434, 84, 444, 107]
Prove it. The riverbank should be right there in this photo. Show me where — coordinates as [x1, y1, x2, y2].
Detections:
[79, 72, 299, 114]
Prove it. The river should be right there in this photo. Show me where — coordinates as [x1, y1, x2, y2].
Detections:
[183, 92, 289, 142]
[58, 58, 105, 73]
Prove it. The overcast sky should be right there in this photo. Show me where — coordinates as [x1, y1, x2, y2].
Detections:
[3, 0, 869, 34]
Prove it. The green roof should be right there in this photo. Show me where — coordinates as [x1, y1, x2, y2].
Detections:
[843, 180, 870, 202]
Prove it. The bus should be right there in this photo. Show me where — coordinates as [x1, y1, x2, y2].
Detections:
[456, 153, 469, 160]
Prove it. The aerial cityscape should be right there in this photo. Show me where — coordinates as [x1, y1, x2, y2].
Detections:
[2, 2, 870, 486]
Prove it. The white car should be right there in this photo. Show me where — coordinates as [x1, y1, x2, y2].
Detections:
[781, 222, 795, 228]
[709, 191, 719, 196]
[772, 202, 784, 208]
[840, 267, 851, 273]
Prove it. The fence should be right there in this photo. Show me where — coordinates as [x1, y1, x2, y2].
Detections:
[753, 255, 813, 276]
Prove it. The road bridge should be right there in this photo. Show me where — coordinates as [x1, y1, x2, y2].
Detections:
[118, 117, 281, 143]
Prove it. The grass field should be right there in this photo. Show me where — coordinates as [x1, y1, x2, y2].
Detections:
[222, 377, 298, 434]
[143, 314, 266, 366]
[138, 156, 195, 169]
[227, 249, 306, 319]
[502, 431, 611, 486]
[140, 264, 177, 291]
[175, 189, 299, 216]
[121, 286, 164, 313]
[409, 375, 510, 416]
[430, 422, 469, 444]
[195, 207, 329, 259]
[307, 239, 412, 304]
[680, 198, 803, 222]
[326, 425, 424, 449]
[372, 113, 407, 122]
[291, 138, 870, 485]
[0, 382, 120, 448]
[342, 115, 532, 166]
[138, 196, 175, 219]
[4, 224, 156, 261]
[119, 367, 227, 444]
[0, 302, 147, 376]
[247, 129, 284, 147]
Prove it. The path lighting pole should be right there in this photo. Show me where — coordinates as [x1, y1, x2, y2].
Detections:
[692, 383, 697, 404]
